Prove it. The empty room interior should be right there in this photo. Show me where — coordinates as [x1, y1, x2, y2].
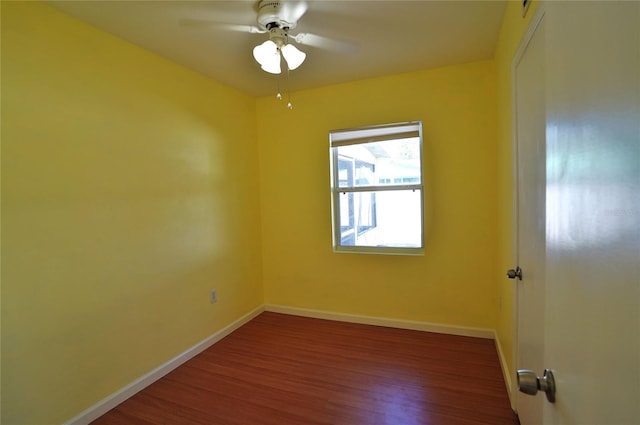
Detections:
[2, 0, 638, 424]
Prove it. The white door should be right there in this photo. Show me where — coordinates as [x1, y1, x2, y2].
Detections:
[543, 1, 639, 424]
[514, 2, 640, 424]
[512, 8, 547, 425]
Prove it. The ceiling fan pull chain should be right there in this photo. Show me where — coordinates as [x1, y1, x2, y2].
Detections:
[276, 77, 282, 101]
[286, 67, 293, 109]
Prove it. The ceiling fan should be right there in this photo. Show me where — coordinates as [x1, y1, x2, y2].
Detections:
[251, 0, 310, 74]
[182, 0, 355, 75]
[181, 0, 353, 108]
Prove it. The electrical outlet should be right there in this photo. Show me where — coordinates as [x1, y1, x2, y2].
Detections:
[210, 289, 217, 304]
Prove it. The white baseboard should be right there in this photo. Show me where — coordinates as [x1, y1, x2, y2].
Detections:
[64, 305, 264, 425]
[493, 331, 516, 410]
[264, 304, 495, 339]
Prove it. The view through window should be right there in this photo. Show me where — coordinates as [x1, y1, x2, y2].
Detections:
[330, 121, 424, 255]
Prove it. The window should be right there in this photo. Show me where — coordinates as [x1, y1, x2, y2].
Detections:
[329, 121, 424, 255]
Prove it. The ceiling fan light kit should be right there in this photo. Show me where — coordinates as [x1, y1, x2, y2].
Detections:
[252, 26, 306, 74]
[251, 0, 311, 109]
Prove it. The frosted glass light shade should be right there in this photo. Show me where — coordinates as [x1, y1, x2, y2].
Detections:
[253, 40, 281, 74]
[261, 60, 281, 74]
[281, 44, 306, 70]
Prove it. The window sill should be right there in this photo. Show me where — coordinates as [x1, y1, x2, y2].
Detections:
[333, 245, 424, 256]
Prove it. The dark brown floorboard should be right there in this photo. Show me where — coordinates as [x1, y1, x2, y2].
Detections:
[92, 312, 517, 425]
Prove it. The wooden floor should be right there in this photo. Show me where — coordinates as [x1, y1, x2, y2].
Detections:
[93, 312, 518, 425]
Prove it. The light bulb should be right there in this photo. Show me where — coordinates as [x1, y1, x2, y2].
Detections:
[276, 92, 282, 100]
[287, 101, 293, 109]
[281, 44, 306, 70]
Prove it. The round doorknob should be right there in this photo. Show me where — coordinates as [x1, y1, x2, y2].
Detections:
[517, 369, 539, 395]
[507, 266, 523, 280]
[517, 369, 556, 403]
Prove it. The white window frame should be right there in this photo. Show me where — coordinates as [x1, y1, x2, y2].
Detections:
[329, 121, 425, 255]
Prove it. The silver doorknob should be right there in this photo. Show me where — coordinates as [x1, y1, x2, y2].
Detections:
[517, 369, 556, 403]
[507, 266, 523, 280]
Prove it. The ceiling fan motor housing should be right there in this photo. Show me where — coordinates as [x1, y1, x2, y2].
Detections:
[257, 0, 298, 30]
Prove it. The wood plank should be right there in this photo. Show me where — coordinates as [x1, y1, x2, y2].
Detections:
[92, 312, 517, 425]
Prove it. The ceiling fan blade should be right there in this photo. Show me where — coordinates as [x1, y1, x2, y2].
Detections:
[179, 19, 265, 34]
[292, 33, 357, 54]
[280, 1, 308, 26]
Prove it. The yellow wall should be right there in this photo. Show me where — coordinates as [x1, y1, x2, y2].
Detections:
[1, 2, 263, 423]
[257, 61, 500, 328]
[494, 0, 540, 380]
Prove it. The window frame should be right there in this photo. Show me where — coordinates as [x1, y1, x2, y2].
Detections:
[329, 121, 425, 255]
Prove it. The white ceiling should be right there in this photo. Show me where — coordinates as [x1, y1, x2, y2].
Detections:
[49, 0, 507, 97]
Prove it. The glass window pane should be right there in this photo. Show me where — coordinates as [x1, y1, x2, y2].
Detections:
[336, 137, 421, 188]
[336, 190, 422, 248]
[337, 157, 353, 188]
